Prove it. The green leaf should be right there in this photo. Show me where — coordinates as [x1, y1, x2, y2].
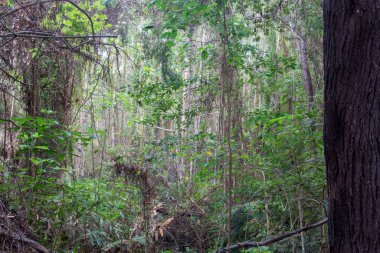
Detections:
[32, 132, 41, 138]
[34, 145, 49, 150]
[201, 49, 209, 60]
[29, 158, 41, 166]
[241, 154, 250, 159]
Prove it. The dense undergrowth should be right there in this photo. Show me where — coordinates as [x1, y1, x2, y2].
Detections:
[0, 0, 326, 252]
[1, 107, 326, 252]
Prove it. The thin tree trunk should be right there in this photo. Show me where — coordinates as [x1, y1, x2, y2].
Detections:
[298, 198, 305, 253]
[289, 2, 314, 108]
[298, 33, 314, 107]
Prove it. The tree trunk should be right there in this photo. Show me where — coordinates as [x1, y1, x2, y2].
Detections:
[324, 1, 380, 252]
[298, 34, 314, 108]
[289, 5, 314, 108]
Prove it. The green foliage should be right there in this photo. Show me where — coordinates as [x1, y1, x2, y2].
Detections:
[243, 247, 272, 253]
[1, 0, 326, 252]
[55, 0, 111, 35]
[151, 0, 213, 30]
[13, 117, 91, 171]
[1, 117, 138, 251]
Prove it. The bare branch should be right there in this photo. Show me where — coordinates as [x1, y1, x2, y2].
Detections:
[0, 117, 19, 127]
[0, 31, 117, 39]
[0, 84, 22, 102]
[0, 66, 27, 86]
[215, 218, 328, 252]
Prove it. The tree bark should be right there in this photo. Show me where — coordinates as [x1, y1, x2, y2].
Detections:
[289, 5, 314, 108]
[324, 1, 380, 252]
[298, 33, 314, 107]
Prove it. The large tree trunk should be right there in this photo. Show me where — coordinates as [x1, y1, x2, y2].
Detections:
[324, 1, 380, 252]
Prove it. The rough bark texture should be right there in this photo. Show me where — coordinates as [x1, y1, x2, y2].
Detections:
[324, 1, 380, 252]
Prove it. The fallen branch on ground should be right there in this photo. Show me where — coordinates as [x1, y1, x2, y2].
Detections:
[215, 218, 328, 252]
[0, 32, 117, 39]
[0, 228, 50, 253]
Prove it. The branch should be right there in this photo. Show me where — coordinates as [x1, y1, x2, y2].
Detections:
[0, 117, 19, 127]
[0, 66, 27, 86]
[0, 85, 22, 102]
[62, 0, 95, 36]
[1, 0, 111, 37]
[0, 32, 117, 39]
[215, 218, 328, 252]
[2, 0, 91, 35]
[0, 228, 49, 253]
[248, 0, 283, 20]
